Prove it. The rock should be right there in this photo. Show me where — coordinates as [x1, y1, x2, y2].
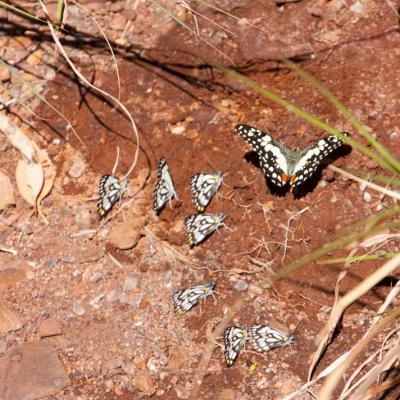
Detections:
[168, 345, 187, 374]
[109, 14, 127, 30]
[39, 317, 62, 337]
[123, 275, 140, 291]
[0, 171, 15, 209]
[0, 341, 70, 399]
[27, 50, 42, 65]
[219, 388, 235, 400]
[68, 154, 86, 178]
[233, 279, 248, 292]
[170, 124, 186, 135]
[89, 293, 105, 309]
[363, 192, 372, 203]
[0, 64, 10, 81]
[175, 384, 189, 399]
[0, 301, 24, 334]
[103, 357, 123, 372]
[25, 270, 35, 280]
[89, 272, 102, 283]
[108, 215, 145, 250]
[132, 370, 156, 396]
[105, 279, 122, 302]
[72, 301, 85, 316]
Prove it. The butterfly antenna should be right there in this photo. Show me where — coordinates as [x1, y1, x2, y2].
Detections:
[111, 146, 120, 176]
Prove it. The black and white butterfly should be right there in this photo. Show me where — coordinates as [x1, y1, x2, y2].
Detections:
[224, 326, 249, 367]
[184, 212, 225, 246]
[190, 171, 223, 212]
[250, 324, 294, 353]
[97, 175, 128, 218]
[153, 157, 177, 214]
[235, 124, 348, 190]
[172, 283, 215, 314]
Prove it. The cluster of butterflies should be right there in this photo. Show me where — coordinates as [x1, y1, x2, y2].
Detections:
[97, 124, 348, 220]
[171, 282, 294, 367]
[153, 156, 227, 246]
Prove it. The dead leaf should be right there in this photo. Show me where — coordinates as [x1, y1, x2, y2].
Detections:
[0, 170, 15, 209]
[15, 159, 44, 207]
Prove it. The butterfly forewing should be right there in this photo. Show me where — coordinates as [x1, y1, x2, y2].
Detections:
[97, 175, 127, 218]
[153, 157, 177, 213]
[236, 124, 348, 189]
[172, 283, 215, 314]
[190, 171, 223, 212]
[291, 133, 349, 188]
[250, 324, 294, 353]
[184, 212, 225, 246]
[235, 124, 288, 187]
[224, 326, 249, 367]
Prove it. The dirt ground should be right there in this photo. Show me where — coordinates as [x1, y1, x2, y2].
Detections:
[1, 0, 400, 399]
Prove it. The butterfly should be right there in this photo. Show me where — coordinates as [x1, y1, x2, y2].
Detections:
[235, 124, 349, 190]
[153, 157, 177, 214]
[250, 324, 294, 353]
[184, 212, 225, 246]
[172, 283, 215, 314]
[190, 171, 223, 212]
[97, 175, 128, 218]
[224, 326, 249, 367]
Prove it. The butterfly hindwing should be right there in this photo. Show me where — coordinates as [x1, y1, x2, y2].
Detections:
[172, 283, 215, 314]
[250, 324, 294, 353]
[97, 175, 127, 218]
[190, 171, 223, 212]
[236, 124, 348, 189]
[291, 133, 349, 188]
[224, 326, 249, 367]
[235, 124, 288, 187]
[153, 157, 177, 213]
[184, 212, 225, 246]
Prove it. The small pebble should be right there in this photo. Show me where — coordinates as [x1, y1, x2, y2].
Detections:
[26, 270, 35, 280]
[363, 192, 372, 203]
[233, 279, 248, 292]
[123, 275, 140, 291]
[170, 125, 186, 135]
[89, 272, 103, 283]
[72, 269, 82, 278]
[72, 301, 85, 316]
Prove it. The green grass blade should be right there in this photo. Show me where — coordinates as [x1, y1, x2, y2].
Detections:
[282, 59, 400, 174]
[0, 58, 84, 146]
[272, 220, 400, 283]
[216, 64, 398, 174]
[346, 170, 400, 187]
[320, 252, 400, 265]
[56, 0, 65, 28]
[0, 1, 48, 24]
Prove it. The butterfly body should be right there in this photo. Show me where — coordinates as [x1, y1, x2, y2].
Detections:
[235, 124, 348, 189]
[224, 326, 249, 367]
[153, 157, 177, 214]
[190, 171, 223, 212]
[97, 175, 128, 217]
[172, 283, 215, 314]
[184, 212, 225, 246]
[250, 324, 294, 353]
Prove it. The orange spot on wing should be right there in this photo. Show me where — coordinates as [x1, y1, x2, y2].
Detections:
[290, 175, 297, 184]
[281, 174, 288, 184]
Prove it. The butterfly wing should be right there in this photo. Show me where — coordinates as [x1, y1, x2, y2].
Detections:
[172, 283, 215, 314]
[290, 133, 348, 188]
[236, 124, 289, 187]
[184, 213, 225, 246]
[190, 172, 223, 212]
[250, 324, 294, 352]
[224, 326, 248, 367]
[97, 175, 127, 217]
[153, 157, 177, 213]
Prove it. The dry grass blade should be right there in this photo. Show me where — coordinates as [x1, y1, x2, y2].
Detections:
[328, 165, 400, 201]
[316, 255, 400, 398]
[39, 1, 140, 178]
